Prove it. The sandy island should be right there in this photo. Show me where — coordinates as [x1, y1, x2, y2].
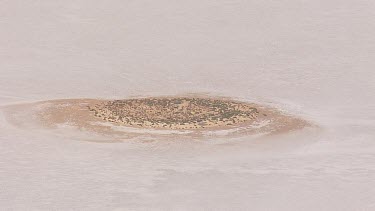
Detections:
[2, 96, 310, 142]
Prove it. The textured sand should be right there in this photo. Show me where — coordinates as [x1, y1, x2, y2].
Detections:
[89, 97, 259, 129]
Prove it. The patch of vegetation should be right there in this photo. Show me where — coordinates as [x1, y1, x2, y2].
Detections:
[89, 97, 258, 129]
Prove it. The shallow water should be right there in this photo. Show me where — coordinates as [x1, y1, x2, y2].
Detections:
[1, 0, 375, 210]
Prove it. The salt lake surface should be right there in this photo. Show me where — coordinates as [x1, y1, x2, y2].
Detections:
[1, 0, 375, 210]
